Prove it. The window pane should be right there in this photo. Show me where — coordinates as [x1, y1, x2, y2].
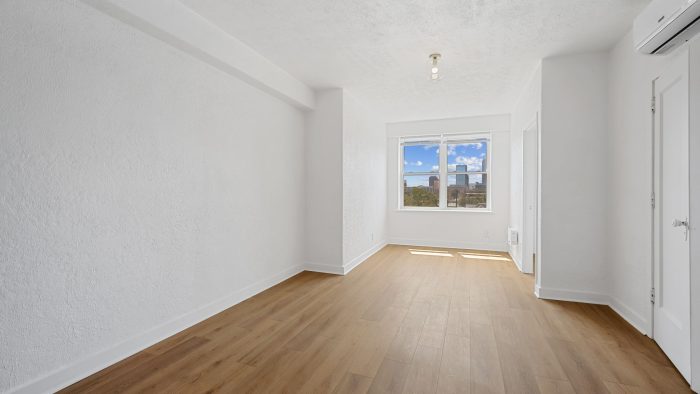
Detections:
[403, 175, 439, 207]
[403, 143, 439, 173]
[447, 141, 487, 172]
[447, 174, 487, 208]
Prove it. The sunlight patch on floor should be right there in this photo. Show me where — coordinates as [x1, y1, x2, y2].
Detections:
[408, 249, 454, 257]
[459, 252, 511, 262]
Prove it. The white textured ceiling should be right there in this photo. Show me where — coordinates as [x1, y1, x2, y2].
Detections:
[181, 0, 648, 121]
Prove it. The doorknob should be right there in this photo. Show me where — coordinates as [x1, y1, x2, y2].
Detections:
[672, 217, 689, 241]
[672, 218, 689, 227]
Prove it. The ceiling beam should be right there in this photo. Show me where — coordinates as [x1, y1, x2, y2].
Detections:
[81, 0, 315, 110]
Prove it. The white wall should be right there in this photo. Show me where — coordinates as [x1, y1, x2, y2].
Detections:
[0, 1, 307, 392]
[386, 115, 511, 251]
[305, 89, 387, 274]
[509, 65, 542, 271]
[607, 32, 667, 333]
[342, 92, 387, 269]
[305, 89, 344, 271]
[538, 52, 610, 301]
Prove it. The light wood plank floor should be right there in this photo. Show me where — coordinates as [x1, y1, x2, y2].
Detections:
[62, 245, 691, 393]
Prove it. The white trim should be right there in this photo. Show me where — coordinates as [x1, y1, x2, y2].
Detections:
[535, 286, 609, 305]
[400, 133, 492, 211]
[343, 241, 387, 274]
[387, 238, 508, 252]
[535, 286, 650, 336]
[395, 208, 493, 213]
[9, 264, 305, 394]
[609, 297, 650, 336]
[305, 241, 388, 276]
[509, 251, 523, 272]
[304, 263, 345, 275]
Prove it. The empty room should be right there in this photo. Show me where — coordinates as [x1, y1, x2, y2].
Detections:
[2, 0, 700, 393]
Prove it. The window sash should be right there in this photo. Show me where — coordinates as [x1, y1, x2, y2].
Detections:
[400, 133, 491, 210]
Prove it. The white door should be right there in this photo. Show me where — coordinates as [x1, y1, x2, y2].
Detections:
[653, 50, 691, 382]
[522, 119, 538, 274]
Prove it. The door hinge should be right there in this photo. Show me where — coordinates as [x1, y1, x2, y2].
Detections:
[651, 192, 656, 209]
[651, 96, 656, 113]
[650, 287, 655, 304]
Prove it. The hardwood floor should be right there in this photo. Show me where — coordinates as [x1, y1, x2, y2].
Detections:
[61, 245, 691, 393]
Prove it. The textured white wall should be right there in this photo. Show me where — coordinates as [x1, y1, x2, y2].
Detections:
[304, 89, 344, 270]
[0, 1, 306, 392]
[509, 65, 542, 271]
[386, 115, 511, 251]
[342, 92, 387, 266]
[539, 52, 610, 299]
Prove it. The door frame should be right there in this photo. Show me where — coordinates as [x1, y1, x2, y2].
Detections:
[521, 114, 540, 276]
[650, 52, 692, 383]
[651, 78, 657, 339]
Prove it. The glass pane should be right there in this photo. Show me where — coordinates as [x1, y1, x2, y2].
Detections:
[447, 174, 487, 208]
[447, 141, 487, 172]
[403, 175, 439, 207]
[403, 143, 439, 173]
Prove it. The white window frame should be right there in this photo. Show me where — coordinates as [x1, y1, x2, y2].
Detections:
[399, 132, 492, 212]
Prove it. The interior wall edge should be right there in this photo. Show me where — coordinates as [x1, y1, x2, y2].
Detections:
[508, 251, 523, 272]
[536, 286, 648, 336]
[7, 264, 305, 394]
[342, 241, 388, 275]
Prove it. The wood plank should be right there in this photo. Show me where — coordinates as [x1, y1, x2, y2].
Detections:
[60, 245, 691, 394]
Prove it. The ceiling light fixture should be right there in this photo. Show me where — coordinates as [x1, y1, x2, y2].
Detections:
[429, 53, 441, 80]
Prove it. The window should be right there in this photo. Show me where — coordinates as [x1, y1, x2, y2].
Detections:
[400, 133, 491, 210]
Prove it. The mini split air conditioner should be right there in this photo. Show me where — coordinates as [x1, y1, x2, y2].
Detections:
[634, 0, 700, 54]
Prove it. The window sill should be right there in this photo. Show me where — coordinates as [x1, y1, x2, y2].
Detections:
[396, 208, 493, 213]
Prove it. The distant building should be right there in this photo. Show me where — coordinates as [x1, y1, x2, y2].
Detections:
[455, 165, 469, 186]
[429, 175, 439, 192]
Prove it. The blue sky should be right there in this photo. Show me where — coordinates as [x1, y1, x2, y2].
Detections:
[404, 142, 486, 187]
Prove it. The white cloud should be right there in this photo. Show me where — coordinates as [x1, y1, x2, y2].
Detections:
[416, 160, 423, 166]
[432, 165, 439, 171]
[454, 156, 483, 171]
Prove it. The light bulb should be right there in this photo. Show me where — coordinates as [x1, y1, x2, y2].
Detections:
[428, 53, 442, 81]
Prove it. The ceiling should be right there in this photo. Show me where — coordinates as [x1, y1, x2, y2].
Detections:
[181, 0, 648, 122]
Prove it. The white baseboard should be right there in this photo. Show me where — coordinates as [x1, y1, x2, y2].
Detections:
[305, 241, 387, 276]
[509, 251, 523, 272]
[608, 297, 649, 336]
[387, 238, 508, 252]
[535, 286, 649, 336]
[535, 286, 609, 305]
[304, 262, 345, 275]
[10, 264, 305, 394]
[343, 241, 387, 274]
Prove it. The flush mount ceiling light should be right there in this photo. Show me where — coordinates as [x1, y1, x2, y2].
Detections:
[429, 53, 441, 81]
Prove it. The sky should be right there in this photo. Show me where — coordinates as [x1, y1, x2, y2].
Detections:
[403, 142, 487, 187]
